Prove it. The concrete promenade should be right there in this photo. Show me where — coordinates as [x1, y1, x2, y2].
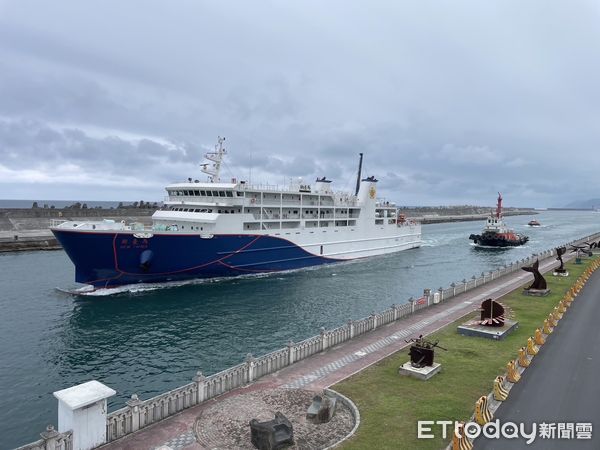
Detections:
[476, 267, 600, 449]
[101, 255, 570, 450]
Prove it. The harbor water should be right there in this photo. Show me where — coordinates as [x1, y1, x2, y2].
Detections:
[0, 210, 598, 448]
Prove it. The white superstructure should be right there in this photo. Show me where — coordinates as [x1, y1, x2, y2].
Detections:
[151, 138, 421, 260]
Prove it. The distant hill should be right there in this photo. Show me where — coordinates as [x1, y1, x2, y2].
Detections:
[564, 198, 600, 209]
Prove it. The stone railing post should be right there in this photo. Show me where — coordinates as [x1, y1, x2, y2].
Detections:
[193, 371, 206, 404]
[472, 275, 477, 286]
[392, 304, 398, 321]
[490, 270, 494, 280]
[438, 287, 444, 302]
[245, 353, 256, 382]
[451, 282, 456, 296]
[287, 340, 295, 365]
[409, 297, 415, 313]
[320, 328, 328, 351]
[348, 319, 354, 338]
[371, 311, 378, 329]
[481, 271, 486, 283]
[40, 425, 60, 450]
[423, 288, 431, 306]
[126, 394, 143, 432]
[462, 279, 467, 292]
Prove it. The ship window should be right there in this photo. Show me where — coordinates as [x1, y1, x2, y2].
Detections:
[226, 191, 233, 197]
[218, 210, 222, 213]
[181, 225, 184, 229]
[200, 190, 206, 196]
[183, 190, 188, 196]
[206, 191, 213, 196]
[237, 192, 243, 197]
[201, 227, 203, 231]
[212, 191, 220, 196]
[219, 191, 226, 197]
[194, 190, 200, 195]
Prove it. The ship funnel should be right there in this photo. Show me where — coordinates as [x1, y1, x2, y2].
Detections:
[355, 153, 363, 196]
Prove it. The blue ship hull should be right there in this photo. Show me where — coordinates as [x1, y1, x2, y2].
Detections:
[52, 229, 341, 288]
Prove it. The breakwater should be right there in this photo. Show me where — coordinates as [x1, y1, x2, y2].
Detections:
[416, 210, 535, 224]
[0, 208, 152, 252]
[13, 230, 600, 449]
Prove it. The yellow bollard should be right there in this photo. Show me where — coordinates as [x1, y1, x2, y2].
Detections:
[493, 376, 509, 401]
[506, 360, 521, 383]
[518, 347, 530, 368]
[548, 312, 559, 328]
[543, 318, 554, 334]
[452, 422, 473, 450]
[558, 301, 567, 314]
[527, 337, 539, 356]
[553, 306, 563, 320]
[475, 395, 493, 425]
[534, 328, 545, 345]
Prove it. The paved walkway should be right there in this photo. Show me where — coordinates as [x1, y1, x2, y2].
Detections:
[102, 255, 569, 450]
[476, 266, 600, 450]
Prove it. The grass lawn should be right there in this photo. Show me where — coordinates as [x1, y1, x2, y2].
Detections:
[334, 257, 597, 450]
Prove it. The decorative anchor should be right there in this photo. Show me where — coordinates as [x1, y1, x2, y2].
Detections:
[405, 335, 447, 368]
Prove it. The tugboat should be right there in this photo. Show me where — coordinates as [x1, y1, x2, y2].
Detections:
[527, 219, 541, 227]
[469, 193, 529, 247]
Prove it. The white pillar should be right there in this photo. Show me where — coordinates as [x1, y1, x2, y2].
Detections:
[193, 371, 206, 403]
[53, 380, 116, 450]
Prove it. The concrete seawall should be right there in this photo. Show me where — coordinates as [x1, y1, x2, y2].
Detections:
[0, 208, 153, 252]
[415, 210, 536, 224]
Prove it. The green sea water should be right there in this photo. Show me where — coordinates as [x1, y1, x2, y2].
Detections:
[0, 210, 598, 448]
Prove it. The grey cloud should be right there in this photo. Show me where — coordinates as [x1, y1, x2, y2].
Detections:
[1, 0, 600, 206]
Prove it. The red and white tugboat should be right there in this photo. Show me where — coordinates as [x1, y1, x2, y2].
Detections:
[469, 193, 529, 247]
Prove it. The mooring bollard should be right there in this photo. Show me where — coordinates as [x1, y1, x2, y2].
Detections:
[452, 422, 473, 450]
[493, 376, 509, 401]
[474, 396, 493, 425]
[506, 360, 521, 383]
[526, 337, 539, 356]
[534, 328, 545, 346]
[518, 347, 530, 368]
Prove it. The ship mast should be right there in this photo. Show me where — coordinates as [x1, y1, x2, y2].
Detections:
[496, 192, 503, 219]
[201, 137, 226, 183]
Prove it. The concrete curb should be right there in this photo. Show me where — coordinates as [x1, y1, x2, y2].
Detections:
[322, 388, 361, 450]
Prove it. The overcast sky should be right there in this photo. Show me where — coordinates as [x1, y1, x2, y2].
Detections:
[1, 1, 599, 207]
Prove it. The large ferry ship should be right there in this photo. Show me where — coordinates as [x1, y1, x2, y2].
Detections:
[52, 138, 422, 289]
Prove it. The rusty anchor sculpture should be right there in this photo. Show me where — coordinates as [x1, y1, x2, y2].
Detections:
[405, 335, 447, 368]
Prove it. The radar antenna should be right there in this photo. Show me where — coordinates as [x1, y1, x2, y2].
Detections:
[201, 137, 227, 183]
